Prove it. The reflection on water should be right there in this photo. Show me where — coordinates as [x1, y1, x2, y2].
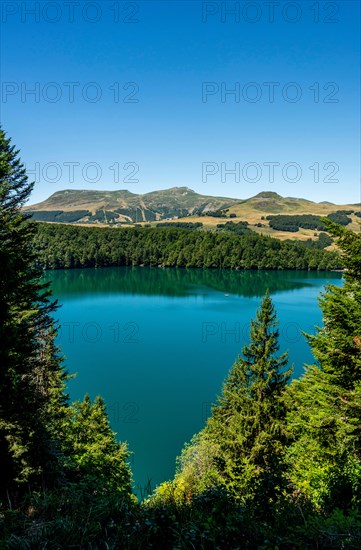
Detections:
[44, 266, 342, 299]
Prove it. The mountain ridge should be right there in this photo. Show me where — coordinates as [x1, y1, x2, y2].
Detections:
[24, 187, 240, 223]
[24, 188, 360, 238]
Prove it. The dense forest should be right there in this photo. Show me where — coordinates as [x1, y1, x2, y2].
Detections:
[27, 209, 91, 223]
[156, 221, 203, 229]
[216, 220, 252, 236]
[267, 212, 353, 232]
[2, 130, 361, 548]
[32, 220, 342, 271]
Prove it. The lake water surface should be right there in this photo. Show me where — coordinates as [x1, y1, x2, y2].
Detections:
[45, 267, 343, 496]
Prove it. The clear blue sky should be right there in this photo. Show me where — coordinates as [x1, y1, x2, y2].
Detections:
[1, 0, 360, 204]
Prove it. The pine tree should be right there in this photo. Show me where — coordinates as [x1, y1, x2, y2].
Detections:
[306, 219, 361, 389]
[287, 220, 361, 510]
[0, 129, 68, 503]
[205, 291, 292, 507]
[63, 395, 132, 495]
[168, 293, 292, 508]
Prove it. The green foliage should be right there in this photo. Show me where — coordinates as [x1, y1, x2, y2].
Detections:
[0, 128, 69, 500]
[4, 492, 361, 548]
[29, 210, 90, 223]
[308, 220, 361, 388]
[300, 232, 333, 249]
[316, 232, 333, 248]
[321, 218, 361, 282]
[156, 221, 203, 229]
[3, 126, 361, 547]
[62, 395, 132, 494]
[286, 368, 361, 509]
[88, 209, 119, 223]
[28, 209, 63, 221]
[267, 214, 325, 232]
[202, 209, 227, 217]
[1, 481, 137, 548]
[0, 130, 132, 514]
[163, 293, 292, 516]
[300, 507, 361, 548]
[327, 211, 353, 226]
[268, 212, 353, 233]
[205, 293, 292, 507]
[149, 224, 361, 544]
[287, 220, 361, 510]
[217, 220, 252, 235]
[32, 221, 342, 271]
[2, 215, 361, 546]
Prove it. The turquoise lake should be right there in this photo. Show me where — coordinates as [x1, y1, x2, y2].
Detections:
[45, 267, 343, 497]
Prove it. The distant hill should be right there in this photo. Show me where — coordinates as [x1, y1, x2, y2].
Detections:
[24, 187, 360, 242]
[25, 187, 239, 224]
[236, 192, 325, 214]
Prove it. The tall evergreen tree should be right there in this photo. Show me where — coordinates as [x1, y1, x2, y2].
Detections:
[164, 292, 292, 509]
[0, 129, 68, 502]
[287, 220, 361, 510]
[206, 291, 292, 507]
[307, 219, 361, 389]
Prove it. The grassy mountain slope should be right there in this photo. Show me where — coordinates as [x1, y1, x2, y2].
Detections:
[24, 188, 360, 242]
[185, 191, 360, 242]
[25, 187, 239, 223]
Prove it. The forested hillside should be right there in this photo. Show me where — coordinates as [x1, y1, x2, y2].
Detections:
[33, 222, 342, 271]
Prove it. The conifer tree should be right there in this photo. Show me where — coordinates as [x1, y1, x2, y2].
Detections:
[168, 293, 292, 508]
[287, 220, 361, 510]
[205, 291, 292, 507]
[0, 129, 68, 502]
[63, 395, 132, 495]
[307, 219, 361, 389]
